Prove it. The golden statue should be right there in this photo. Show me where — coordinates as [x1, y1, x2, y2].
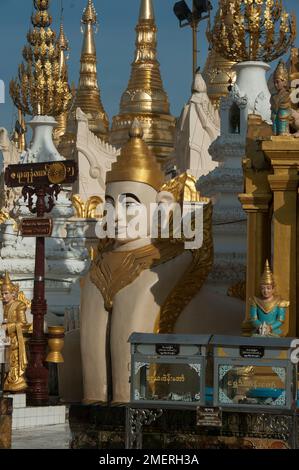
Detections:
[249, 261, 289, 337]
[0, 272, 28, 392]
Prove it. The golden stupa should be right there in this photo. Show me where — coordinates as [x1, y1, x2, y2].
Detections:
[110, 0, 176, 171]
[59, 0, 109, 157]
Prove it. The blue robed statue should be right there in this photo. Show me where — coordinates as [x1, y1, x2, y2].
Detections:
[270, 61, 291, 136]
[250, 260, 289, 337]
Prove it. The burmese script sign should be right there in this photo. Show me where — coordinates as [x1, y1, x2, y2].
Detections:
[240, 346, 265, 359]
[155, 344, 180, 356]
[5, 160, 78, 188]
[197, 407, 222, 428]
[20, 218, 53, 237]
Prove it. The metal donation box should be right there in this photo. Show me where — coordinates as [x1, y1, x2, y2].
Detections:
[211, 335, 298, 410]
[129, 333, 210, 406]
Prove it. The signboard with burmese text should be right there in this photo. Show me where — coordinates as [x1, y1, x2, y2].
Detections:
[5, 160, 78, 188]
[20, 218, 53, 237]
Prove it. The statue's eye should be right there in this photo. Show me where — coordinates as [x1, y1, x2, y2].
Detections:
[124, 199, 139, 208]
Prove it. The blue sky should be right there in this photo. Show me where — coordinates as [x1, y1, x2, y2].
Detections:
[0, 0, 298, 132]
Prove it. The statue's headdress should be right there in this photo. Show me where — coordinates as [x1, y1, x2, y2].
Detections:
[274, 60, 289, 84]
[260, 260, 275, 286]
[106, 119, 165, 192]
[0, 272, 19, 294]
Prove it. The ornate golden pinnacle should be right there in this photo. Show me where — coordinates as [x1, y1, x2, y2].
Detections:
[207, 0, 296, 63]
[10, 0, 72, 117]
[82, 0, 98, 26]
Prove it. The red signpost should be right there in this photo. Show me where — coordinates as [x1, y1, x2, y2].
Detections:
[5, 160, 77, 405]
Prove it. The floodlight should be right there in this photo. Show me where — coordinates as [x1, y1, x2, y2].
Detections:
[173, 1, 192, 26]
[193, 0, 211, 16]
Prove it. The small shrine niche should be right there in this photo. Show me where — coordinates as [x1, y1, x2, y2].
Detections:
[229, 103, 241, 134]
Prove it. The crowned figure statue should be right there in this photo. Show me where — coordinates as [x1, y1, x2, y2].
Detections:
[270, 61, 292, 136]
[76, 119, 244, 405]
[0, 272, 28, 392]
[249, 261, 289, 337]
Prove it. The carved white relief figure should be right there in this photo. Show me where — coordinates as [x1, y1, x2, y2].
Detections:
[173, 71, 219, 179]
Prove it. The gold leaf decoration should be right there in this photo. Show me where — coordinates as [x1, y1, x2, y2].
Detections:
[208, 0, 296, 63]
[9, 0, 72, 117]
[154, 173, 214, 333]
[72, 194, 103, 219]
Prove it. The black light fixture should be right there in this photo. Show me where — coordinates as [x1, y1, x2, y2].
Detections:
[173, 1, 192, 27]
[173, 0, 212, 26]
[193, 0, 211, 17]
[173, 0, 212, 80]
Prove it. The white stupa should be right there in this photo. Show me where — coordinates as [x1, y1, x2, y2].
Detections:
[198, 61, 272, 294]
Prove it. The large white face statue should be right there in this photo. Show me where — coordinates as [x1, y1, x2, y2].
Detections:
[104, 180, 158, 245]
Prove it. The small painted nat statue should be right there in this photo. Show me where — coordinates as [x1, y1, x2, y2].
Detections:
[250, 261, 289, 337]
[271, 61, 292, 136]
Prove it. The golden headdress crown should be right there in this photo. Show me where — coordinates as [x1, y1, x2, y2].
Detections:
[0, 272, 19, 293]
[106, 119, 165, 191]
[274, 61, 289, 84]
[260, 260, 274, 286]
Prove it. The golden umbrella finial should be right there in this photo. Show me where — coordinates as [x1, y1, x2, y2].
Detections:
[57, 23, 69, 51]
[10, 0, 72, 117]
[82, 0, 98, 25]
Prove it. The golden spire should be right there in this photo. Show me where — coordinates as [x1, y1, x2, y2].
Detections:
[10, 0, 72, 117]
[202, 49, 236, 109]
[208, 0, 296, 63]
[107, 119, 165, 191]
[59, 0, 108, 156]
[74, 0, 108, 137]
[260, 260, 275, 286]
[53, 21, 71, 145]
[139, 0, 155, 20]
[110, 0, 176, 171]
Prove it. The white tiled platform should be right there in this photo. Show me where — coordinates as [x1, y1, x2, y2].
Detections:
[12, 424, 71, 449]
[7, 394, 66, 430]
[8, 393, 26, 409]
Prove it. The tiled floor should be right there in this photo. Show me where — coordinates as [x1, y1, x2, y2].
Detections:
[12, 424, 71, 449]
[12, 405, 66, 429]
[7, 394, 66, 430]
